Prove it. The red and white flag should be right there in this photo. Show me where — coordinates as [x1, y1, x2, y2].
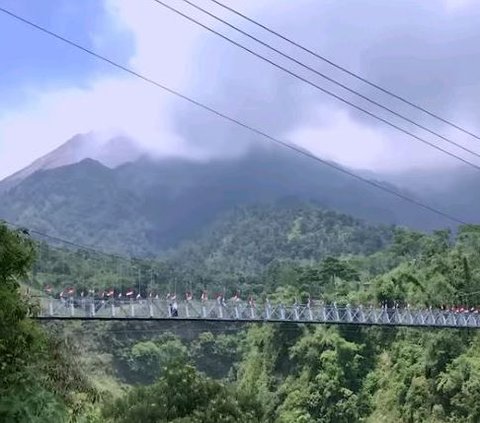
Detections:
[67, 287, 75, 295]
[126, 289, 134, 297]
[136, 293, 141, 299]
[106, 289, 114, 297]
[201, 291, 208, 301]
[118, 292, 122, 299]
[185, 292, 193, 301]
[171, 294, 177, 301]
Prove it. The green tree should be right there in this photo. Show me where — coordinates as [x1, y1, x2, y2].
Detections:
[104, 364, 262, 423]
[126, 335, 188, 384]
[0, 223, 99, 422]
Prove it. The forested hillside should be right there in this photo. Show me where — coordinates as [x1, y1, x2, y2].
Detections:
[166, 203, 394, 282]
[28, 203, 394, 295]
[5, 213, 480, 421]
[0, 143, 452, 258]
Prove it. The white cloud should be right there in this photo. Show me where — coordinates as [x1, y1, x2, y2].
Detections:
[0, 0, 206, 179]
[287, 106, 466, 172]
[443, 0, 475, 12]
[1, 0, 479, 180]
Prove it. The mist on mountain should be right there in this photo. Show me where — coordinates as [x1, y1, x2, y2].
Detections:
[0, 134, 465, 256]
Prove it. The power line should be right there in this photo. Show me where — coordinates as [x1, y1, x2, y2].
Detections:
[207, 0, 480, 142]
[152, 0, 480, 173]
[174, 0, 480, 163]
[0, 6, 469, 225]
[2, 219, 131, 262]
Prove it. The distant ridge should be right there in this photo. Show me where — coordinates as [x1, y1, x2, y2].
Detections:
[0, 133, 142, 192]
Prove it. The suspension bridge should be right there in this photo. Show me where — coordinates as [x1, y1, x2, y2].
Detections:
[36, 297, 480, 329]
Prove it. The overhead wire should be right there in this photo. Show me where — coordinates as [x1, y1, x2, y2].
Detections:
[0, 6, 470, 227]
[207, 0, 480, 142]
[171, 0, 480, 163]
[3, 219, 128, 261]
[151, 0, 480, 172]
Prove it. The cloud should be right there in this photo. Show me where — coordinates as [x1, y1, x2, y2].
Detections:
[1, 0, 480, 179]
[171, 0, 480, 170]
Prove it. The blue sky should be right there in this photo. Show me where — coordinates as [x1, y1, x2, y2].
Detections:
[0, 0, 133, 112]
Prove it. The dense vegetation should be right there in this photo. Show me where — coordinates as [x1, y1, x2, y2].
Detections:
[4, 202, 480, 421]
[0, 144, 451, 258]
[29, 204, 393, 297]
[0, 224, 99, 422]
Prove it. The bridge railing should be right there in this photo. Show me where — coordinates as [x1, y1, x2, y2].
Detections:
[36, 298, 480, 328]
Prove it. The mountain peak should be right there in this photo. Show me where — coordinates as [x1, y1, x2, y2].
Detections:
[0, 133, 143, 192]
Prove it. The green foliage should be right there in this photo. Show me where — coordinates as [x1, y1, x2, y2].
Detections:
[0, 223, 99, 422]
[168, 204, 393, 287]
[126, 335, 189, 384]
[191, 332, 242, 379]
[103, 364, 262, 423]
[8, 211, 480, 422]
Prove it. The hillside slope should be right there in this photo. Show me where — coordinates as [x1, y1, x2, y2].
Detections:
[167, 203, 394, 278]
[0, 143, 449, 255]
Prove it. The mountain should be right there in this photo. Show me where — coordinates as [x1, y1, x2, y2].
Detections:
[380, 166, 480, 224]
[165, 203, 395, 281]
[0, 139, 454, 255]
[0, 133, 142, 193]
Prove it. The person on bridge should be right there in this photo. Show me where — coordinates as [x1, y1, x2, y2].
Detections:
[170, 301, 178, 317]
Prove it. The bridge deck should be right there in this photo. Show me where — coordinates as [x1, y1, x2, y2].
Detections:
[35, 299, 480, 329]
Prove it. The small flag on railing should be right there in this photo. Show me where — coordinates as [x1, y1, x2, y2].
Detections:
[201, 291, 208, 302]
[118, 292, 122, 299]
[106, 289, 114, 297]
[171, 294, 177, 301]
[186, 292, 193, 301]
[126, 289, 134, 297]
[67, 287, 75, 295]
[136, 293, 141, 299]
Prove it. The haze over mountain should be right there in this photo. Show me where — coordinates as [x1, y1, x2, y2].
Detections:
[0, 133, 143, 192]
[1, 135, 469, 256]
